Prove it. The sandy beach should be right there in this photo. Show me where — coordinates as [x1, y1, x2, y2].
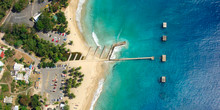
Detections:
[64, 0, 106, 109]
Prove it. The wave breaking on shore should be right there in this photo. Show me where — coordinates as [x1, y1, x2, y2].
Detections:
[92, 32, 101, 48]
[76, 0, 86, 32]
[89, 78, 105, 110]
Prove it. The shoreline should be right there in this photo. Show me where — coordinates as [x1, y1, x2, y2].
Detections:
[64, 0, 106, 109]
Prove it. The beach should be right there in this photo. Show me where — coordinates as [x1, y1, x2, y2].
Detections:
[64, 0, 106, 109]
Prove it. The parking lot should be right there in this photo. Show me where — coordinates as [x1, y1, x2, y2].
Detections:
[41, 66, 66, 104]
[4, 1, 50, 27]
[37, 31, 68, 46]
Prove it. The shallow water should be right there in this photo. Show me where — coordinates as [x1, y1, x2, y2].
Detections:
[81, 0, 220, 109]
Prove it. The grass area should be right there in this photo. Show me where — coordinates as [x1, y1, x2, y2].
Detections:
[0, 71, 12, 83]
[0, 84, 9, 92]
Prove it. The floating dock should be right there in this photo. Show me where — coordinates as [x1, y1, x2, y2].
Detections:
[162, 55, 166, 62]
[160, 76, 166, 83]
[163, 22, 167, 28]
[162, 35, 167, 42]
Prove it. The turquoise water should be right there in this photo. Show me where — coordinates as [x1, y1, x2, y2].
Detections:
[81, 0, 220, 109]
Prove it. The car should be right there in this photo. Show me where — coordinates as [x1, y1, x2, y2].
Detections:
[53, 91, 55, 92]
[54, 84, 57, 86]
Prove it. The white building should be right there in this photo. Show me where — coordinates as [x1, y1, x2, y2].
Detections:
[3, 96, 12, 103]
[14, 63, 24, 72]
[33, 13, 42, 22]
[13, 63, 32, 83]
[13, 105, 19, 110]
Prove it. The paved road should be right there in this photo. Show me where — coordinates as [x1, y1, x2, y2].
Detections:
[41, 67, 65, 104]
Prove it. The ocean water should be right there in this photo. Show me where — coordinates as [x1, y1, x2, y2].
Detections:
[80, 0, 220, 110]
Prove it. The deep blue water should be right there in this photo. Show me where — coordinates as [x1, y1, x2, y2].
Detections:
[82, 0, 220, 110]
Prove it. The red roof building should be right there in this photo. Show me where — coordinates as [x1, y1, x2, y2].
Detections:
[0, 50, 4, 58]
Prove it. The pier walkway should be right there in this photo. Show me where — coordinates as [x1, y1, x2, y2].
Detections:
[110, 56, 154, 61]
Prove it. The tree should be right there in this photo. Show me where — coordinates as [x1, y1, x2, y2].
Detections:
[63, 70, 67, 74]
[69, 41, 73, 45]
[63, 105, 69, 110]
[20, 106, 28, 110]
[68, 93, 75, 99]
[19, 57, 24, 62]
[18, 95, 30, 106]
[56, 11, 66, 24]
[12, 0, 29, 12]
[35, 20, 44, 31]
[30, 94, 41, 108]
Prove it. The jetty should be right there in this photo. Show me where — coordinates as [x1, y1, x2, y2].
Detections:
[163, 22, 167, 28]
[160, 76, 166, 83]
[162, 35, 167, 42]
[107, 41, 126, 59]
[162, 55, 166, 62]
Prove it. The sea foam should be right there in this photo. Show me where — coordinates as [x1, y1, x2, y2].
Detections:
[76, 0, 86, 32]
[110, 45, 125, 59]
[92, 32, 101, 48]
[89, 78, 105, 110]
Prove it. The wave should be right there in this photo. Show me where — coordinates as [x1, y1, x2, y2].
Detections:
[92, 32, 101, 48]
[76, 0, 86, 32]
[89, 78, 105, 110]
[110, 45, 125, 59]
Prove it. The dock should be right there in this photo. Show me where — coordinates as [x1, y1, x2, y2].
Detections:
[162, 55, 166, 62]
[163, 22, 167, 28]
[162, 35, 167, 42]
[160, 76, 166, 83]
[110, 56, 154, 61]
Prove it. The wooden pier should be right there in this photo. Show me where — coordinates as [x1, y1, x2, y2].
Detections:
[110, 56, 154, 61]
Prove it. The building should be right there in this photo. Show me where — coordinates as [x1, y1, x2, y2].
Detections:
[3, 96, 12, 103]
[0, 50, 4, 58]
[13, 105, 19, 110]
[14, 63, 24, 72]
[13, 63, 32, 83]
[33, 13, 42, 22]
[15, 73, 24, 80]
[35, 81, 39, 89]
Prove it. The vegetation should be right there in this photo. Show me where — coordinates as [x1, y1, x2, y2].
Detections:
[4, 103, 12, 110]
[30, 94, 41, 109]
[0, 0, 13, 21]
[18, 94, 41, 109]
[17, 80, 26, 86]
[3, 24, 69, 63]
[1, 71, 12, 82]
[34, 11, 55, 32]
[62, 67, 84, 99]
[18, 95, 30, 106]
[12, 0, 29, 12]
[0, 84, 9, 92]
[4, 48, 15, 58]
[38, 61, 55, 68]
[56, 11, 66, 24]
[63, 105, 69, 110]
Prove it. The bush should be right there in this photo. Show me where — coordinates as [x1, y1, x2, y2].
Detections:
[0, 84, 9, 92]
[12, 0, 29, 12]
